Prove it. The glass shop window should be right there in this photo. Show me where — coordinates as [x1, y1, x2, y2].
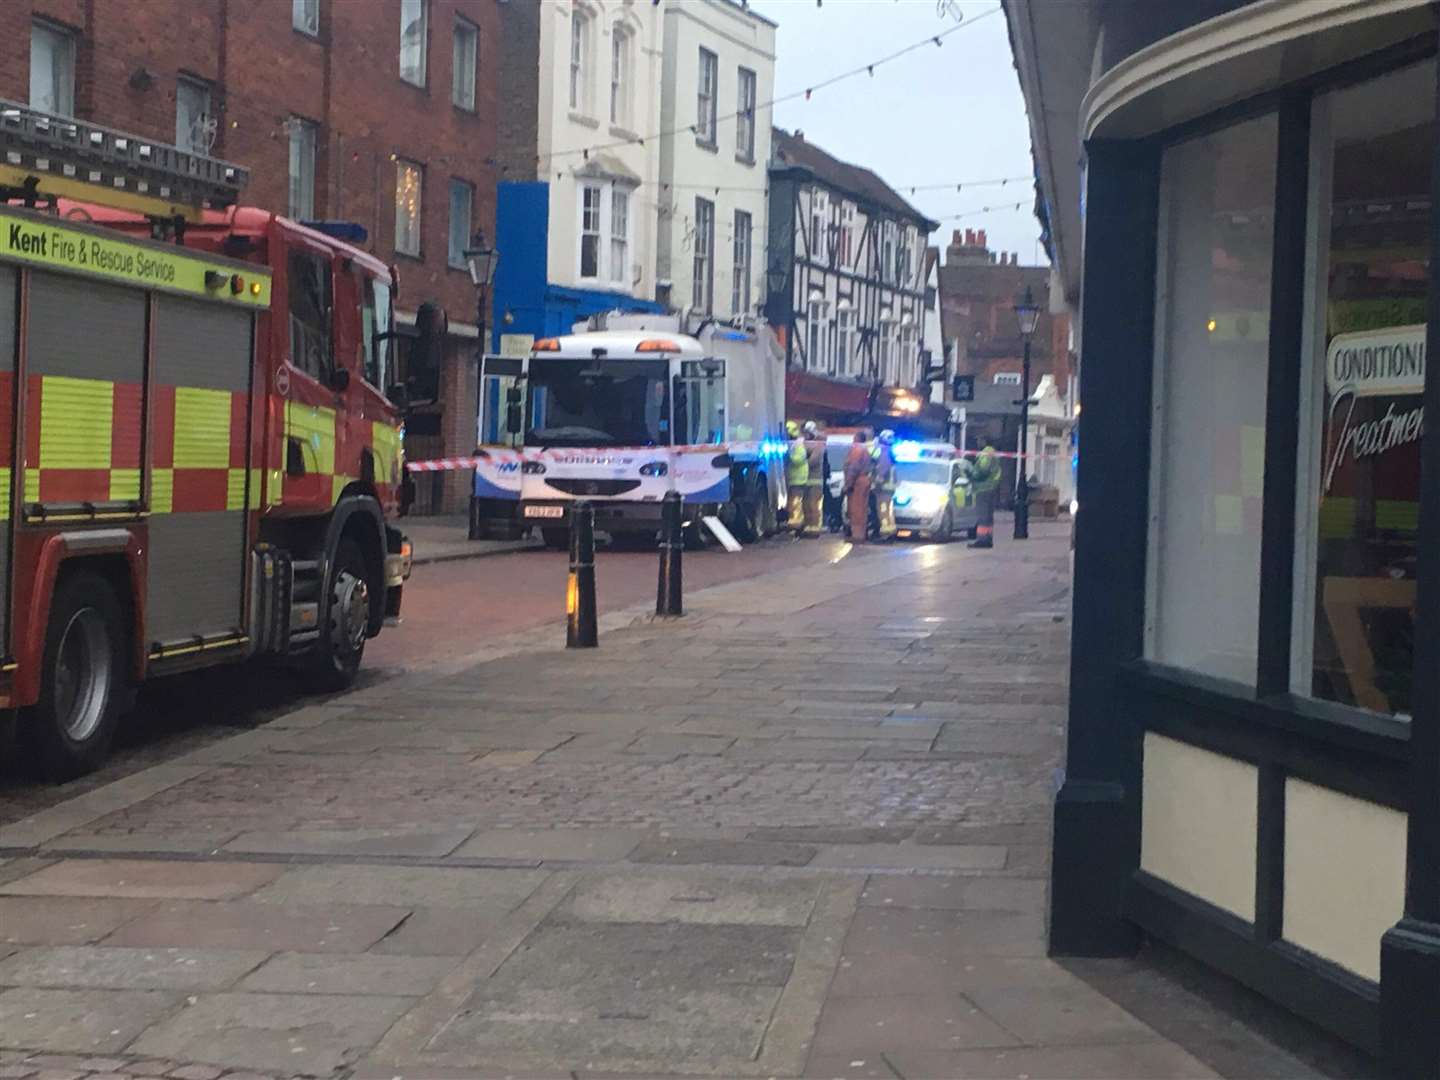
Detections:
[1146, 113, 1278, 684]
[1292, 60, 1435, 719]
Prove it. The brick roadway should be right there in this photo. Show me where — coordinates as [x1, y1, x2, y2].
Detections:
[0, 523, 1342, 1080]
[0, 531, 849, 828]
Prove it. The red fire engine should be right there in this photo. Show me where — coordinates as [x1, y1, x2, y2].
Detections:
[0, 102, 419, 779]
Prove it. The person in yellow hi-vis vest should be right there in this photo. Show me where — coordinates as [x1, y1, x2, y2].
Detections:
[968, 445, 1001, 548]
[784, 419, 809, 538]
[801, 420, 826, 536]
[871, 429, 898, 541]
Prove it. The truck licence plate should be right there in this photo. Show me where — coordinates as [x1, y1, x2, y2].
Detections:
[524, 505, 565, 519]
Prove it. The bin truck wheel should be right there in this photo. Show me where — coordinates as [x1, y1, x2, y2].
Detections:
[21, 572, 127, 781]
[306, 539, 370, 693]
[540, 527, 569, 550]
[728, 475, 766, 544]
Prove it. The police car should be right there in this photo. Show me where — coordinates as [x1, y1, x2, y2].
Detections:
[891, 441, 981, 542]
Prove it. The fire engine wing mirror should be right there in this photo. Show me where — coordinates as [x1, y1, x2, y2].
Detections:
[386, 382, 410, 409]
[328, 367, 351, 392]
[506, 404, 523, 435]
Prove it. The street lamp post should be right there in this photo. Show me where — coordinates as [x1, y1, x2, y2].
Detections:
[1013, 285, 1041, 541]
[464, 231, 499, 540]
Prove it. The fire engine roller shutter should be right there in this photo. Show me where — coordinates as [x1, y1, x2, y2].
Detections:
[0, 265, 15, 655]
[146, 295, 253, 647]
[24, 273, 145, 508]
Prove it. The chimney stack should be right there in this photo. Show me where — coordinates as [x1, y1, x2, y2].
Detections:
[977, 228, 988, 248]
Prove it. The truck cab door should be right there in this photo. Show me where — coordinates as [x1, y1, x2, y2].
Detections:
[335, 267, 401, 509]
[279, 244, 341, 511]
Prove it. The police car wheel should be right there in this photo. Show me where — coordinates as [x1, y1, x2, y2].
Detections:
[21, 572, 127, 782]
[935, 508, 954, 543]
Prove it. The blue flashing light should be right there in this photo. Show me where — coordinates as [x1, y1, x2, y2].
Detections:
[715, 330, 750, 341]
[760, 439, 788, 457]
[892, 440, 922, 463]
[893, 492, 912, 507]
[300, 220, 370, 244]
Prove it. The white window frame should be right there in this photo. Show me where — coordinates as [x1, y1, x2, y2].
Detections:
[840, 203, 855, 267]
[570, 10, 589, 112]
[610, 187, 630, 285]
[877, 321, 894, 383]
[287, 117, 317, 221]
[578, 183, 604, 280]
[395, 158, 424, 257]
[448, 178, 474, 270]
[693, 197, 715, 314]
[175, 76, 212, 155]
[840, 305, 857, 376]
[609, 23, 629, 127]
[697, 47, 718, 145]
[736, 67, 756, 160]
[29, 20, 75, 118]
[292, 0, 320, 36]
[452, 15, 478, 110]
[399, 0, 428, 87]
[731, 209, 752, 315]
[809, 190, 827, 261]
[807, 298, 823, 371]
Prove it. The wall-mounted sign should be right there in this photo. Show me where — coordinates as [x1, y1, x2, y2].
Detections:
[1326, 323, 1424, 398]
[951, 374, 975, 402]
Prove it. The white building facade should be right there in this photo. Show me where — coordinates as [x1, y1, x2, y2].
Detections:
[537, 0, 664, 300]
[654, 0, 775, 322]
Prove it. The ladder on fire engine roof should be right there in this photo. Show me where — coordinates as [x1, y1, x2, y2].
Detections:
[0, 98, 249, 225]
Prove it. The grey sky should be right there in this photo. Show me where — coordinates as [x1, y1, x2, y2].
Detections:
[750, 0, 1044, 266]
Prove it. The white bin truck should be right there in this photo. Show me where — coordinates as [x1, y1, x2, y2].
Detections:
[472, 315, 787, 547]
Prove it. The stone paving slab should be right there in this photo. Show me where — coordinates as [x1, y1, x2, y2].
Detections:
[237, 953, 456, 996]
[0, 897, 159, 947]
[0, 988, 177, 1053]
[245, 865, 547, 912]
[627, 838, 818, 867]
[449, 828, 645, 862]
[0, 861, 282, 902]
[0, 946, 267, 992]
[129, 992, 413, 1075]
[221, 828, 473, 859]
[102, 901, 409, 954]
[561, 870, 822, 926]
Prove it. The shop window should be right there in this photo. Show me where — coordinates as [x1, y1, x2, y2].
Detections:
[1146, 114, 1277, 684]
[1292, 60, 1434, 719]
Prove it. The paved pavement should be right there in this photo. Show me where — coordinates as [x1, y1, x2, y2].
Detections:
[0, 523, 1361, 1079]
[402, 514, 539, 566]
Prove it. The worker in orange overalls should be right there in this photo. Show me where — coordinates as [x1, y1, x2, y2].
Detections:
[843, 428, 873, 542]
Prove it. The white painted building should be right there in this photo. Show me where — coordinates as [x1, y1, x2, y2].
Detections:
[655, 0, 775, 321]
[537, 0, 664, 299]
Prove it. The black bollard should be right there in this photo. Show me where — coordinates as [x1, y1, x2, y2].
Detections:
[656, 489, 683, 617]
[567, 501, 598, 648]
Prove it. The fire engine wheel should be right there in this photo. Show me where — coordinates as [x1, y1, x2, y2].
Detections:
[306, 539, 370, 693]
[21, 572, 127, 782]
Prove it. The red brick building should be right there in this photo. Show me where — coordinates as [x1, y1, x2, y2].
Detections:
[938, 228, 1071, 396]
[2, 0, 499, 513]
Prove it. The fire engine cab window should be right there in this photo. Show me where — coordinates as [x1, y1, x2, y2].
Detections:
[288, 251, 332, 382]
[359, 276, 392, 390]
[1145, 113, 1277, 684]
[1292, 61, 1434, 719]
